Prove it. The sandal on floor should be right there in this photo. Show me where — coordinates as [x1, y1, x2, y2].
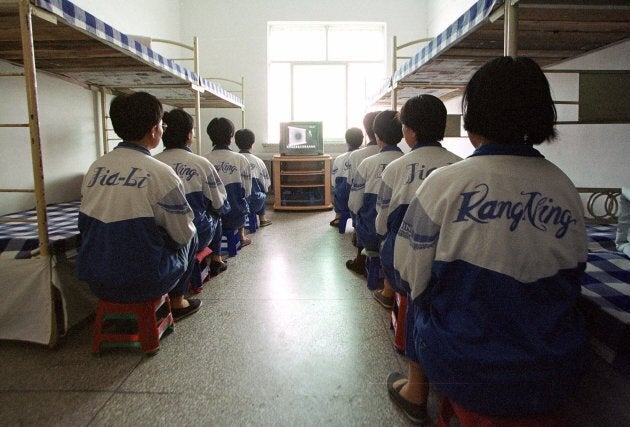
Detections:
[240, 238, 252, 247]
[172, 298, 202, 321]
[387, 372, 428, 425]
[329, 218, 340, 227]
[260, 219, 272, 227]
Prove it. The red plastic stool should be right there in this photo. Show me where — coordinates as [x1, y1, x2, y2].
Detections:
[190, 247, 213, 294]
[437, 396, 563, 427]
[92, 294, 174, 356]
[391, 292, 408, 354]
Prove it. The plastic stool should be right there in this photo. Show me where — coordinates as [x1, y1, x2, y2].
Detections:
[247, 212, 258, 233]
[365, 255, 384, 291]
[92, 294, 174, 356]
[391, 292, 408, 354]
[190, 246, 213, 293]
[338, 211, 352, 234]
[221, 229, 241, 257]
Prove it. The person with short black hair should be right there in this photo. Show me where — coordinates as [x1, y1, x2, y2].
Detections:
[345, 111, 381, 273]
[234, 128, 272, 228]
[77, 92, 201, 320]
[155, 108, 230, 281]
[377, 95, 462, 424]
[393, 57, 588, 424]
[204, 117, 253, 247]
[348, 110, 403, 299]
[329, 127, 364, 227]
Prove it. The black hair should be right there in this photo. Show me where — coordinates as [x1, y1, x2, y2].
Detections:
[400, 95, 447, 143]
[373, 110, 403, 146]
[234, 128, 256, 150]
[206, 117, 235, 147]
[162, 108, 194, 149]
[363, 111, 380, 141]
[462, 56, 557, 145]
[109, 92, 163, 141]
[344, 127, 364, 149]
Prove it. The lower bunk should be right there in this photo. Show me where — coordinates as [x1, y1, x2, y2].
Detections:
[0, 201, 95, 347]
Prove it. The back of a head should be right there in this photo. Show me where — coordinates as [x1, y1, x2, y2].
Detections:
[345, 127, 364, 150]
[109, 92, 163, 141]
[206, 117, 235, 146]
[162, 109, 194, 149]
[373, 110, 403, 146]
[400, 95, 447, 143]
[363, 111, 380, 141]
[234, 128, 256, 150]
[463, 56, 556, 145]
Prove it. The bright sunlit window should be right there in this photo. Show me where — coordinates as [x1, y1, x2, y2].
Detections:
[268, 22, 386, 144]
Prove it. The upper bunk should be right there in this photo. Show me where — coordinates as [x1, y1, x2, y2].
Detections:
[370, 0, 630, 112]
[0, 0, 244, 109]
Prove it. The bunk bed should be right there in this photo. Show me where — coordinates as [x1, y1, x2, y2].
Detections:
[0, 0, 244, 347]
[370, 0, 630, 114]
[577, 188, 629, 375]
[368, 1, 630, 373]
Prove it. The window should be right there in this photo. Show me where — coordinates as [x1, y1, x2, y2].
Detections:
[268, 22, 386, 144]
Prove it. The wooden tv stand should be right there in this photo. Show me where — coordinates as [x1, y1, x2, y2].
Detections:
[272, 154, 332, 211]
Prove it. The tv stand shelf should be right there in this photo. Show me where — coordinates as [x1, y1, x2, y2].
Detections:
[273, 155, 332, 211]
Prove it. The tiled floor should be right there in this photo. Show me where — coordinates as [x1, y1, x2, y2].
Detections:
[0, 210, 629, 426]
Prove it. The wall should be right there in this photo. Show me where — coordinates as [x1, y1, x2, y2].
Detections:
[0, 0, 182, 215]
[179, 0, 435, 157]
[541, 38, 630, 188]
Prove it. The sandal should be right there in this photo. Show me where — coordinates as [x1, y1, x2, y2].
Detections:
[260, 219, 272, 227]
[387, 372, 428, 424]
[240, 237, 252, 247]
[329, 218, 340, 227]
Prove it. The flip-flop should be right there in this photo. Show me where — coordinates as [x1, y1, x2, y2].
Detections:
[329, 218, 340, 227]
[240, 238, 252, 247]
[386, 372, 428, 424]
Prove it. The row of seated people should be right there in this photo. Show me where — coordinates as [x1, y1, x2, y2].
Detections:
[331, 57, 599, 426]
[78, 91, 271, 324]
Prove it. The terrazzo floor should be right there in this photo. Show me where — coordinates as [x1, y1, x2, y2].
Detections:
[0, 209, 628, 426]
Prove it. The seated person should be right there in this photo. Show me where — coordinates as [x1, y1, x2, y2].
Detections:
[330, 127, 363, 226]
[345, 111, 381, 273]
[376, 95, 462, 424]
[234, 128, 272, 228]
[348, 110, 403, 303]
[155, 108, 230, 280]
[393, 56, 589, 424]
[77, 92, 201, 320]
[616, 187, 630, 257]
[203, 117, 253, 247]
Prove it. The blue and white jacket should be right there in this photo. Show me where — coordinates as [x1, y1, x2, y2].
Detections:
[240, 151, 271, 214]
[331, 151, 354, 213]
[376, 143, 461, 291]
[204, 147, 252, 230]
[347, 140, 379, 190]
[394, 144, 589, 417]
[77, 142, 196, 302]
[155, 147, 229, 248]
[348, 146, 403, 251]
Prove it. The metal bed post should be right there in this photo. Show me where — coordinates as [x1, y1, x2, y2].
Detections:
[99, 87, 110, 154]
[391, 36, 398, 110]
[193, 36, 202, 155]
[18, 0, 49, 257]
[504, 0, 518, 57]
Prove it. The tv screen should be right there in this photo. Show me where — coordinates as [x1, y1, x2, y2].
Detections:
[279, 121, 323, 155]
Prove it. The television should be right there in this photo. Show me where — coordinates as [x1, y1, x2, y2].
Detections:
[279, 121, 324, 155]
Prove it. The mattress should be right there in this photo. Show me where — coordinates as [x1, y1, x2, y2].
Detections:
[581, 224, 629, 375]
[0, 201, 81, 259]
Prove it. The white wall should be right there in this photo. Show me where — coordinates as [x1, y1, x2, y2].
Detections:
[541, 38, 630, 188]
[0, 0, 182, 215]
[179, 0, 434, 156]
